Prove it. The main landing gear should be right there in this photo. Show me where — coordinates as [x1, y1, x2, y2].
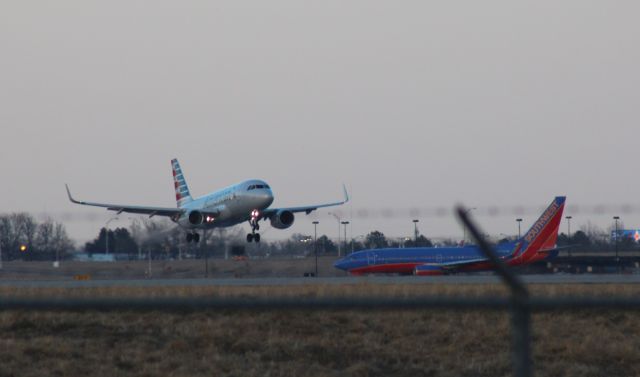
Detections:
[247, 209, 261, 243]
[186, 232, 200, 243]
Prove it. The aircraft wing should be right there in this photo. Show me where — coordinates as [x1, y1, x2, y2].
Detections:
[413, 258, 493, 275]
[429, 254, 515, 271]
[65, 185, 183, 218]
[262, 184, 349, 216]
[438, 258, 490, 270]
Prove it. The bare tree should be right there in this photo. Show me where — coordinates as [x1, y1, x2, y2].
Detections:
[35, 218, 55, 257]
[0, 214, 73, 260]
[14, 213, 37, 248]
[52, 222, 74, 259]
[581, 222, 605, 241]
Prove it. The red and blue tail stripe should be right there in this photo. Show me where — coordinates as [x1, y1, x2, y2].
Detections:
[508, 196, 565, 266]
[171, 158, 193, 208]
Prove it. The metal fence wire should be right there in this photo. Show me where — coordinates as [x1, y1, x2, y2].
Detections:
[2, 207, 640, 377]
[40, 202, 640, 223]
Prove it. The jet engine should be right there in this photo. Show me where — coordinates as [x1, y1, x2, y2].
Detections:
[414, 265, 445, 276]
[269, 210, 295, 229]
[177, 210, 203, 227]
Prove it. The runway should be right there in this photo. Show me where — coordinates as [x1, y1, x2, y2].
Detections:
[1, 274, 640, 289]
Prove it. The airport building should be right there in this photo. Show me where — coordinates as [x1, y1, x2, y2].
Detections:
[611, 229, 640, 242]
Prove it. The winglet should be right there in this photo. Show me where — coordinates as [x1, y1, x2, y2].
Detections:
[342, 184, 350, 204]
[65, 184, 82, 204]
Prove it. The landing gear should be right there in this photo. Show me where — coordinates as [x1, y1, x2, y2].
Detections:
[247, 232, 261, 243]
[186, 232, 200, 243]
[247, 209, 261, 243]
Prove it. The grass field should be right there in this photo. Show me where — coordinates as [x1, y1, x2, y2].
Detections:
[1, 284, 639, 377]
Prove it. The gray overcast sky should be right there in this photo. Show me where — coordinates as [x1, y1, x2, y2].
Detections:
[1, 1, 639, 244]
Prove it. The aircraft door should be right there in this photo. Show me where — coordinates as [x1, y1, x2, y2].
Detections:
[436, 254, 443, 264]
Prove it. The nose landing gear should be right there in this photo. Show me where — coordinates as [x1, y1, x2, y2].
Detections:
[247, 209, 261, 243]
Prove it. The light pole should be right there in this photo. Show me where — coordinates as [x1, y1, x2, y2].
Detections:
[462, 208, 476, 244]
[313, 221, 319, 277]
[516, 218, 523, 239]
[105, 216, 118, 256]
[613, 216, 620, 273]
[565, 216, 572, 258]
[329, 212, 341, 257]
[412, 219, 419, 244]
[341, 221, 350, 255]
[147, 247, 152, 278]
[55, 241, 60, 268]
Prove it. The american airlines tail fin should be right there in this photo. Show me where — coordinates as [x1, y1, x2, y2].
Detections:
[171, 158, 193, 208]
[510, 196, 566, 263]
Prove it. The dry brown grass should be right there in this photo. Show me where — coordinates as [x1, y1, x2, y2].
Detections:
[0, 284, 639, 377]
[0, 282, 638, 300]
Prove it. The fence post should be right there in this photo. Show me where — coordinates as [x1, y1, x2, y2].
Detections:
[457, 206, 532, 377]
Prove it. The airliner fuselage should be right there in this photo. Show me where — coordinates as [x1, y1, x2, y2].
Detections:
[177, 180, 274, 228]
[66, 159, 348, 243]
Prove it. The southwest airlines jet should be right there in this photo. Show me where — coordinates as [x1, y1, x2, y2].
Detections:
[334, 196, 566, 275]
[66, 159, 348, 243]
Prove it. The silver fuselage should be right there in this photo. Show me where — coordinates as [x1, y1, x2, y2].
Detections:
[177, 179, 274, 229]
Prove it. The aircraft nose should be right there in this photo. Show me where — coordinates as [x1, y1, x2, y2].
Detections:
[333, 258, 348, 271]
[256, 190, 274, 207]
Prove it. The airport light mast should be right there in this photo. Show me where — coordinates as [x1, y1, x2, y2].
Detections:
[341, 221, 350, 255]
[329, 212, 341, 257]
[412, 219, 419, 244]
[313, 221, 319, 277]
[613, 216, 620, 273]
[566, 215, 572, 258]
[516, 218, 523, 239]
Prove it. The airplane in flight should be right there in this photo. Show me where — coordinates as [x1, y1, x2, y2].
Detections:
[66, 158, 348, 243]
[334, 196, 566, 275]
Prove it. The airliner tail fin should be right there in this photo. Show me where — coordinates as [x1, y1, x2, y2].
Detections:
[171, 158, 193, 207]
[511, 196, 566, 262]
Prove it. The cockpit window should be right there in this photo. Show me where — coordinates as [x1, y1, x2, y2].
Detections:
[248, 184, 270, 190]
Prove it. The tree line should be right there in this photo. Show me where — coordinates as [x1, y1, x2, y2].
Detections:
[0, 213, 73, 261]
[1, 213, 638, 262]
[80, 219, 438, 260]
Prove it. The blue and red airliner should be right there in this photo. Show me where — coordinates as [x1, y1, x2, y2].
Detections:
[334, 197, 566, 275]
